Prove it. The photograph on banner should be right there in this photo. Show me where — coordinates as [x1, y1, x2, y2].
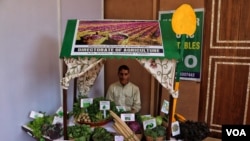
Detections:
[159, 9, 204, 81]
[71, 20, 165, 57]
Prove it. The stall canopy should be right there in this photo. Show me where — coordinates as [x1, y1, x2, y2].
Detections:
[60, 19, 180, 98]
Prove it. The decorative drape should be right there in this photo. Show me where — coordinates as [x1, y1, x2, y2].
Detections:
[60, 57, 105, 90]
[76, 61, 104, 96]
[61, 58, 178, 97]
[136, 58, 176, 91]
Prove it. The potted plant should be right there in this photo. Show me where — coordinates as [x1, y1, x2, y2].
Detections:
[144, 125, 166, 141]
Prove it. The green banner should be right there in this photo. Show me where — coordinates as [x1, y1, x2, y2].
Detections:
[159, 8, 204, 81]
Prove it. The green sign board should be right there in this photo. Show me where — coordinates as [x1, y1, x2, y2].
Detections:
[159, 8, 204, 81]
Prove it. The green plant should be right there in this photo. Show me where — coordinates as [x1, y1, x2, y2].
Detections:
[41, 123, 63, 139]
[162, 114, 168, 123]
[67, 124, 92, 141]
[73, 96, 119, 123]
[27, 114, 63, 140]
[144, 125, 166, 140]
[92, 127, 114, 141]
[71, 95, 88, 117]
[27, 114, 54, 140]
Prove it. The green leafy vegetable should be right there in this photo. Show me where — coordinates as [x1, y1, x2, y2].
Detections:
[27, 114, 54, 139]
[92, 127, 114, 141]
[144, 125, 166, 139]
[73, 96, 118, 123]
[67, 124, 92, 140]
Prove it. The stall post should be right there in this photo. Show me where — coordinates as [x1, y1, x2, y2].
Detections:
[63, 89, 68, 140]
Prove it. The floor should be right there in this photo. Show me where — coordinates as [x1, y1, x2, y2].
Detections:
[168, 137, 221, 141]
[203, 137, 221, 141]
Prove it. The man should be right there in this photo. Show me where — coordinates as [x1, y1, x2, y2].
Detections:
[106, 65, 141, 113]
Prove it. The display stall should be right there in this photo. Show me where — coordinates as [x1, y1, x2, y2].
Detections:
[59, 19, 181, 140]
[22, 4, 200, 141]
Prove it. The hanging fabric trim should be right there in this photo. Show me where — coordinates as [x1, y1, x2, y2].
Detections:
[136, 58, 177, 97]
[77, 62, 104, 96]
[60, 57, 105, 89]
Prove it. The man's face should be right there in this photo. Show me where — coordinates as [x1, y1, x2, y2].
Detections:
[118, 69, 130, 85]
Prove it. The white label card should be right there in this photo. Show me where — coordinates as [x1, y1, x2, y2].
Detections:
[81, 98, 93, 108]
[171, 121, 180, 136]
[29, 111, 44, 119]
[100, 101, 110, 110]
[120, 113, 135, 121]
[52, 116, 63, 125]
[161, 100, 169, 114]
[56, 106, 63, 117]
[143, 118, 156, 130]
[114, 135, 124, 141]
[116, 106, 126, 112]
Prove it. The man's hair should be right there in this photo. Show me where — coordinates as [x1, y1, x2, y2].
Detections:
[118, 65, 130, 73]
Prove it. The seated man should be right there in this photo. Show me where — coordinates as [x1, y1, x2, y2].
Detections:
[106, 65, 141, 113]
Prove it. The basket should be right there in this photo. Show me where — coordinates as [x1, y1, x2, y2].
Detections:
[145, 136, 165, 141]
[136, 134, 143, 141]
[75, 117, 112, 127]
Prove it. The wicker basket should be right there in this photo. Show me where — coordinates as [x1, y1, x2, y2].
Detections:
[75, 118, 112, 127]
[145, 136, 164, 141]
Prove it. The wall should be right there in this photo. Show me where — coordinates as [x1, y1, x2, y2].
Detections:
[159, 0, 204, 10]
[0, 0, 103, 140]
[104, 0, 154, 20]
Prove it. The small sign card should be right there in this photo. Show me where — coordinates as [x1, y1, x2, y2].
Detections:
[81, 98, 93, 108]
[29, 111, 44, 119]
[171, 121, 180, 136]
[120, 113, 135, 121]
[52, 116, 63, 125]
[161, 100, 169, 114]
[100, 101, 110, 110]
[114, 135, 124, 141]
[143, 118, 156, 130]
[100, 101, 110, 118]
[116, 106, 126, 112]
[56, 107, 64, 117]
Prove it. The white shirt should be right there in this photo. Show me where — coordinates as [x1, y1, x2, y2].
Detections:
[106, 81, 141, 112]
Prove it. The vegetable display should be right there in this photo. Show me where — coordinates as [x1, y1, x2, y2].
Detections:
[110, 110, 140, 141]
[27, 114, 63, 140]
[92, 127, 114, 141]
[67, 124, 92, 141]
[144, 125, 166, 139]
[73, 96, 118, 124]
[126, 121, 142, 134]
[155, 116, 163, 126]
